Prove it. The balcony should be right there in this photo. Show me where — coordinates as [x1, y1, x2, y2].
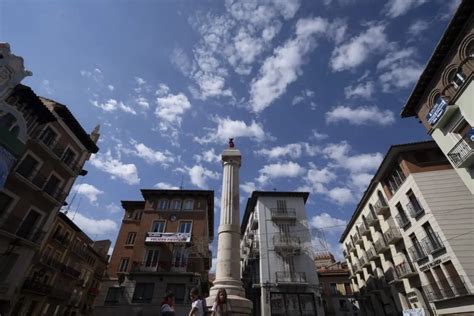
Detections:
[35, 132, 82, 175]
[375, 237, 390, 253]
[422, 233, 445, 255]
[0, 214, 45, 245]
[408, 244, 428, 262]
[60, 264, 81, 279]
[360, 254, 370, 268]
[366, 247, 378, 261]
[273, 236, 301, 253]
[359, 223, 370, 236]
[343, 249, 348, 258]
[406, 201, 425, 219]
[346, 241, 355, 253]
[250, 213, 258, 230]
[275, 271, 307, 284]
[131, 261, 189, 273]
[22, 278, 52, 296]
[270, 208, 296, 220]
[395, 213, 411, 230]
[52, 232, 71, 247]
[374, 199, 390, 218]
[395, 261, 417, 278]
[352, 233, 361, 245]
[384, 267, 400, 284]
[383, 227, 403, 245]
[447, 134, 474, 168]
[50, 288, 71, 300]
[15, 165, 67, 204]
[367, 211, 379, 227]
[353, 262, 362, 274]
[423, 276, 470, 302]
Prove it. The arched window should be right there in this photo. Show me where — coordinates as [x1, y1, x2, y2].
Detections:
[449, 67, 466, 90]
[0, 112, 16, 130]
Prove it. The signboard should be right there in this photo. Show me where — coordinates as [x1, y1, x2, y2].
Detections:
[145, 232, 191, 243]
[468, 128, 474, 142]
[426, 96, 448, 126]
[403, 308, 426, 316]
[0, 145, 17, 189]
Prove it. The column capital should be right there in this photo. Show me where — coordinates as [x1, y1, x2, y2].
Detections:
[222, 149, 241, 166]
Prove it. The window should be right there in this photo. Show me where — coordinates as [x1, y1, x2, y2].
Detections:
[183, 199, 193, 210]
[133, 211, 143, 220]
[17, 209, 41, 240]
[61, 148, 77, 167]
[144, 249, 160, 269]
[132, 283, 154, 303]
[422, 223, 444, 252]
[330, 283, 337, 295]
[39, 126, 57, 147]
[277, 200, 287, 210]
[178, 221, 192, 233]
[125, 232, 136, 245]
[105, 287, 121, 305]
[385, 165, 406, 194]
[158, 199, 169, 210]
[17, 154, 39, 179]
[0, 253, 19, 282]
[339, 300, 348, 309]
[0, 192, 14, 214]
[344, 283, 352, 295]
[407, 190, 424, 218]
[166, 284, 186, 304]
[118, 258, 129, 272]
[173, 246, 188, 268]
[171, 199, 182, 210]
[43, 175, 62, 198]
[396, 203, 410, 229]
[152, 221, 165, 233]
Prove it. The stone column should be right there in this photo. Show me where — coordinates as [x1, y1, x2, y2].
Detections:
[207, 145, 252, 315]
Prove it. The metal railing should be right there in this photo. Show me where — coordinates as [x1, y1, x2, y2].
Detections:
[423, 276, 470, 302]
[360, 253, 370, 267]
[0, 214, 45, 244]
[22, 278, 52, 295]
[353, 233, 360, 244]
[366, 211, 378, 226]
[395, 261, 415, 278]
[375, 237, 389, 253]
[52, 232, 71, 246]
[406, 201, 424, 218]
[422, 233, 445, 254]
[374, 199, 389, 216]
[270, 208, 296, 220]
[275, 271, 307, 284]
[447, 134, 474, 167]
[359, 223, 369, 235]
[366, 247, 378, 260]
[273, 235, 301, 250]
[408, 244, 427, 262]
[383, 227, 402, 245]
[396, 213, 411, 229]
[36, 132, 82, 174]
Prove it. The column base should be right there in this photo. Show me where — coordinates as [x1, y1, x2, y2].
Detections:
[206, 294, 253, 316]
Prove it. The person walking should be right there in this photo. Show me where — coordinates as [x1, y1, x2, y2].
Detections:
[189, 287, 205, 316]
[161, 291, 176, 316]
[211, 288, 230, 316]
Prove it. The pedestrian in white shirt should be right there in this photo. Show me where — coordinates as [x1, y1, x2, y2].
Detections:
[189, 287, 205, 316]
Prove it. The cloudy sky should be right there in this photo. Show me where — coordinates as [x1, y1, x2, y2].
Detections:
[1, 0, 460, 260]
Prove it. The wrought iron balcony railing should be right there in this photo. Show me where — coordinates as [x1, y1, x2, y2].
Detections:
[374, 199, 390, 217]
[447, 134, 474, 168]
[375, 237, 389, 253]
[395, 213, 411, 229]
[273, 236, 301, 253]
[383, 227, 403, 245]
[276, 271, 307, 284]
[408, 244, 428, 262]
[366, 247, 378, 260]
[395, 261, 416, 278]
[406, 201, 425, 218]
[359, 223, 370, 236]
[270, 208, 297, 220]
[422, 233, 445, 254]
[423, 276, 470, 302]
[366, 211, 379, 226]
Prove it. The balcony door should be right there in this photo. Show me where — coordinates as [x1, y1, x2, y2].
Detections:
[17, 209, 41, 240]
[144, 249, 160, 271]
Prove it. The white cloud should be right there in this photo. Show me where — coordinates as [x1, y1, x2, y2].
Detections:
[73, 183, 103, 204]
[155, 92, 191, 125]
[194, 117, 267, 144]
[384, 0, 427, 18]
[240, 181, 257, 195]
[292, 89, 315, 106]
[135, 96, 150, 109]
[106, 203, 121, 214]
[67, 212, 118, 236]
[257, 161, 305, 185]
[377, 47, 423, 92]
[131, 142, 173, 165]
[310, 212, 347, 232]
[135, 77, 146, 85]
[307, 167, 337, 185]
[326, 105, 395, 126]
[194, 148, 220, 164]
[91, 99, 137, 115]
[351, 172, 373, 189]
[90, 150, 140, 185]
[330, 25, 388, 72]
[327, 187, 355, 205]
[344, 81, 374, 99]
[154, 182, 180, 190]
[323, 142, 383, 173]
[42, 79, 54, 95]
[407, 20, 429, 36]
[249, 17, 328, 112]
[187, 165, 219, 189]
[107, 85, 114, 91]
[311, 129, 328, 141]
[255, 142, 320, 160]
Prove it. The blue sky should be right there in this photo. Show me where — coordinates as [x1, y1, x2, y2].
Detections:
[1, 0, 460, 261]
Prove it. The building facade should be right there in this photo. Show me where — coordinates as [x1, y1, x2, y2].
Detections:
[0, 44, 99, 316]
[401, 0, 474, 194]
[317, 255, 358, 316]
[340, 141, 474, 315]
[241, 191, 324, 316]
[93, 189, 214, 316]
[13, 212, 110, 315]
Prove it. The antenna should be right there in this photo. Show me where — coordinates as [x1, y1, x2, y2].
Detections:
[65, 177, 84, 214]
[72, 197, 83, 221]
[179, 175, 184, 190]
